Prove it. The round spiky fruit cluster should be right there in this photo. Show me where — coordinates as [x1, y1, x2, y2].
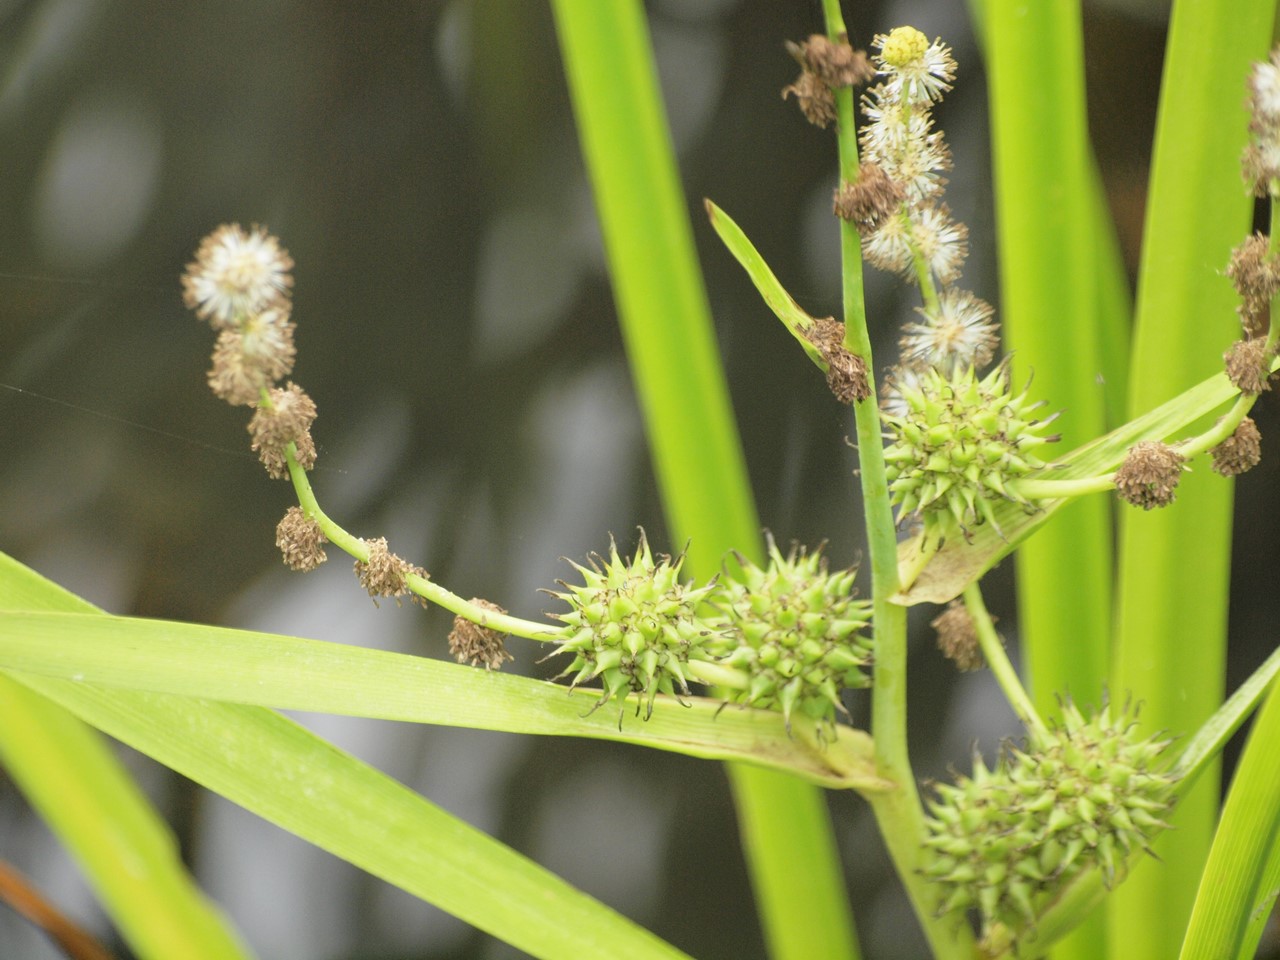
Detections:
[882, 364, 1059, 539]
[547, 536, 720, 719]
[922, 701, 1176, 945]
[710, 539, 873, 731]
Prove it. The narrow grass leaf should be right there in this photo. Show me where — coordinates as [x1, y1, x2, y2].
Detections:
[0, 608, 885, 792]
[1178, 683, 1280, 960]
[0, 554, 695, 960]
[550, 2, 860, 957]
[1109, 4, 1276, 955]
[0, 556, 254, 960]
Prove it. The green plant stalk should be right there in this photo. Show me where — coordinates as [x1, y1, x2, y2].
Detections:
[286, 451, 552, 639]
[1109, 4, 1275, 956]
[818, 3, 967, 956]
[1178, 681, 1280, 960]
[549, 2, 859, 957]
[983, 7, 1107, 949]
[963, 583, 1047, 741]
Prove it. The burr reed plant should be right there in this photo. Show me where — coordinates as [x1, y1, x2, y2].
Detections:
[2, 4, 1279, 960]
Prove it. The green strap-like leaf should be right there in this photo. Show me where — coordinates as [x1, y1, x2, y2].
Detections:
[1178, 681, 1280, 959]
[0, 555, 254, 960]
[0, 552, 695, 960]
[0, 608, 884, 792]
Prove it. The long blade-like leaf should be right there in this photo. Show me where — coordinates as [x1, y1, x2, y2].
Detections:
[0, 553, 696, 960]
[0, 608, 884, 791]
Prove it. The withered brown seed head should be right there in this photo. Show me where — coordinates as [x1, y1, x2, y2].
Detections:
[1224, 337, 1275, 394]
[1241, 143, 1280, 198]
[249, 382, 318, 448]
[206, 317, 298, 407]
[1210, 417, 1263, 476]
[448, 599, 515, 671]
[930, 600, 984, 672]
[275, 506, 328, 571]
[804, 317, 871, 404]
[1114, 440, 1186, 510]
[833, 162, 905, 235]
[788, 34, 875, 88]
[1237, 301, 1270, 340]
[782, 71, 836, 128]
[1227, 233, 1280, 307]
[354, 537, 423, 604]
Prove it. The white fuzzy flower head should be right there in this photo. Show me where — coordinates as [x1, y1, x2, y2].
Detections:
[911, 203, 969, 284]
[873, 26, 956, 106]
[182, 224, 294, 329]
[1250, 50, 1280, 126]
[900, 288, 1000, 374]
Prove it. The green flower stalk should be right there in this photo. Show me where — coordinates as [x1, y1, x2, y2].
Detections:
[882, 363, 1061, 541]
[710, 538, 873, 733]
[923, 700, 1177, 948]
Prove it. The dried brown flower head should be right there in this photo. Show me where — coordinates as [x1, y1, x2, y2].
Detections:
[1210, 417, 1263, 477]
[833, 162, 905, 235]
[276, 506, 328, 571]
[805, 317, 871, 403]
[1224, 337, 1275, 394]
[1114, 441, 1186, 510]
[931, 600, 983, 672]
[449, 599, 514, 671]
[355, 537, 426, 605]
[782, 71, 836, 128]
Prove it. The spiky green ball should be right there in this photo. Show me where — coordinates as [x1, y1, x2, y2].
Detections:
[922, 701, 1176, 945]
[548, 537, 720, 718]
[882, 365, 1059, 538]
[709, 539, 873, 731]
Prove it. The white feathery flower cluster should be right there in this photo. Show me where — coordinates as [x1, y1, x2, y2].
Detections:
[1245, 47, 1280, 196]
[900, 288, 1000, 375]
[860, 27, 1000, 386]
[183, 224, 298, 406]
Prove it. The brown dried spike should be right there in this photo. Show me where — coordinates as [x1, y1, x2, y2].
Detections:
[804, 317, 871, 404]
[355, 537, 414, 602]
[790, 34, 875, 88]
[1224, 337, 1274, 394]
[1114, 441, 1186, 510]
[1226, 233, 1280, 305]
[931, 600, 984, 672]
[833, 162, 905, 235]
[449, 599, 515, 670]
[1210, 417, 1263, 476]
[276, 506, 328, 571]
[782, 71, 836, 128]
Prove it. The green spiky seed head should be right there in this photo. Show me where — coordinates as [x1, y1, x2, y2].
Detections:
[709, 537, 873, 732]
[922, 700, 1176, 946]
[882, 364, 1060, 540]
[547, 534, 721, 719]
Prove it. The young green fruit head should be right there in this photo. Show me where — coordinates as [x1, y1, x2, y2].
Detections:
[882, 364, 1060, 542]
[922, 700, 1177, 947]
[546, 535, 722, 721]
[709, 539, 872, 735]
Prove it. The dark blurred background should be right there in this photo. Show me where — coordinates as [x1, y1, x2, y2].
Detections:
[0, 0, 1276, 957]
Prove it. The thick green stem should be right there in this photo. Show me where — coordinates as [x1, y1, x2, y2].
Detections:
[819, 3, 968, 957]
